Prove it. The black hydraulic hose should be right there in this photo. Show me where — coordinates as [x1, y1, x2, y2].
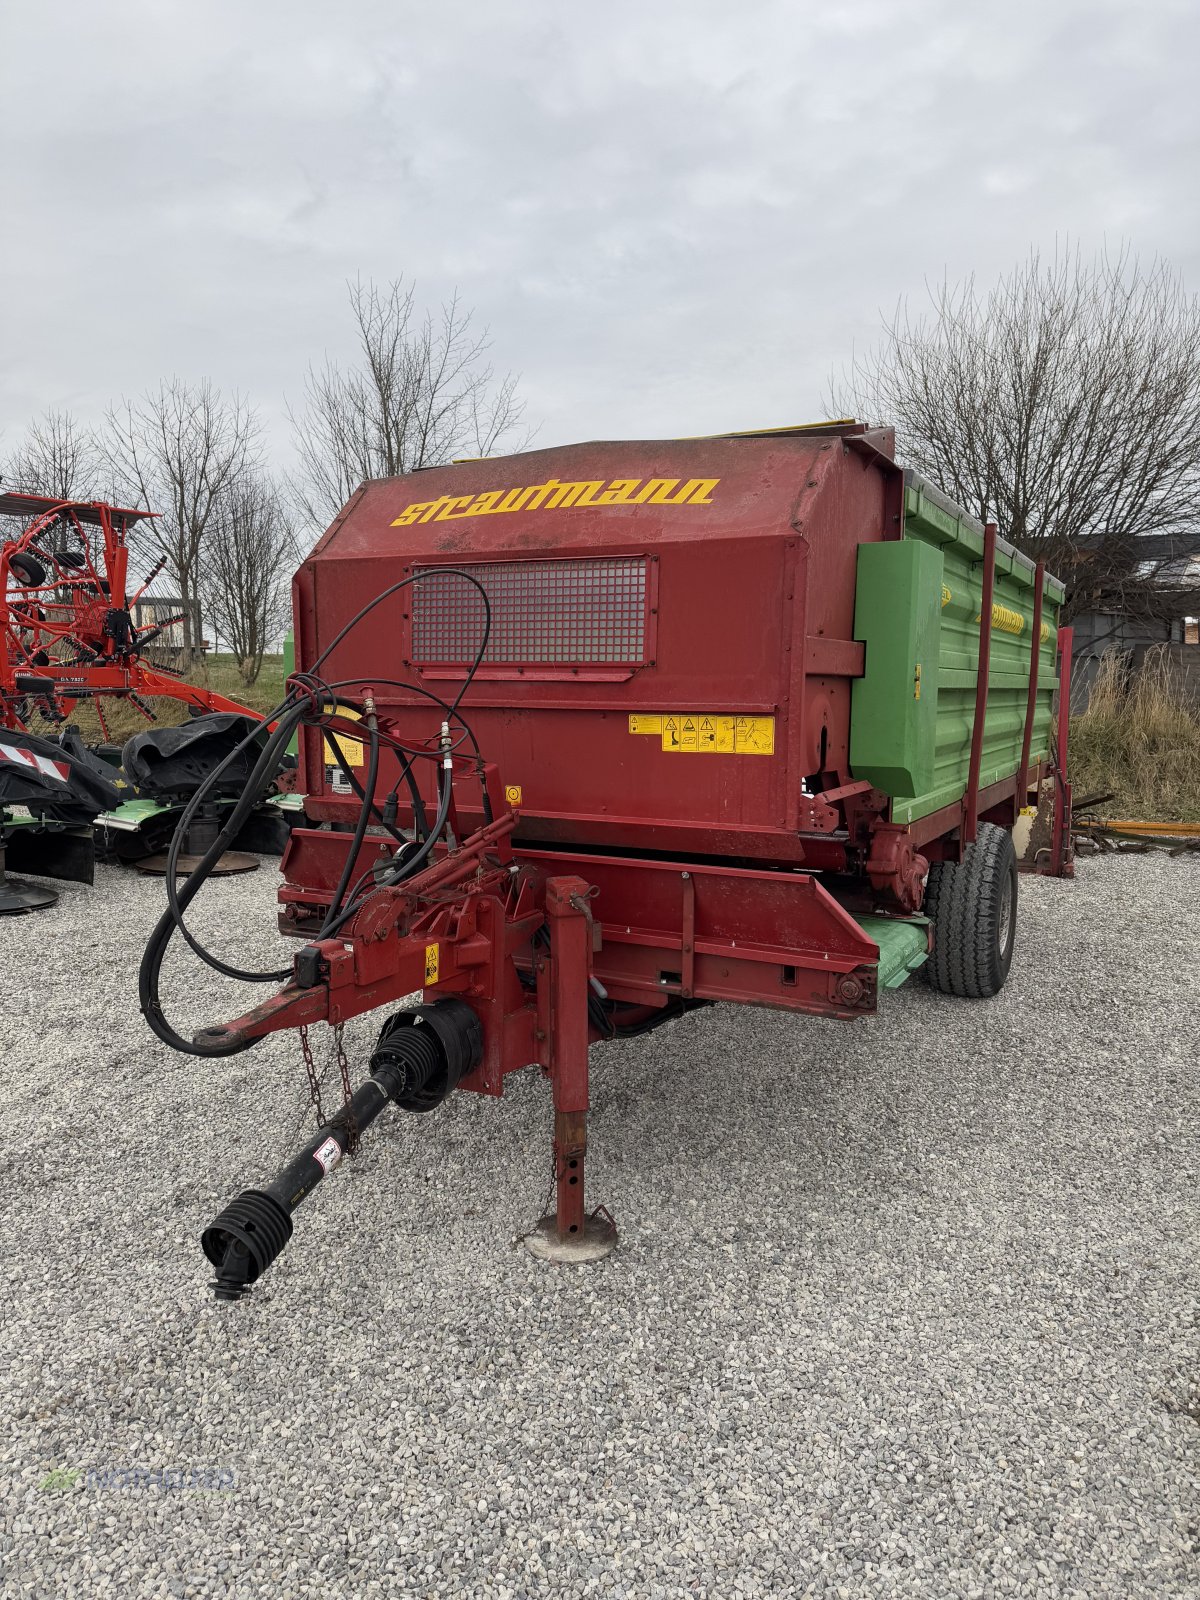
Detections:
[140, 721, 304, 1057]
[327, 678, 483, 759]
[140, 569, 490, 1059]
[317, 761, 453, 941]
[161, 706, 303, 978]
[324, 727, 426, 845]
[319, 716, 380, 934]
[310, 569, 491, 719]
[141, 725, 453, 1054]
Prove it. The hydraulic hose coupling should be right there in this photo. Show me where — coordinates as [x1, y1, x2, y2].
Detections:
[199, 1000, 483, 1301]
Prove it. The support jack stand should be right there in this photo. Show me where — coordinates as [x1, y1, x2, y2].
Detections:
[522, 879, 618, 1266]
[524, 1207, 618, 1264]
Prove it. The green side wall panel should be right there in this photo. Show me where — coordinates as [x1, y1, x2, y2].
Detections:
[851, 539, 944, 799]
[282, 632, 298, 758]
[850, 484, 1063, 825]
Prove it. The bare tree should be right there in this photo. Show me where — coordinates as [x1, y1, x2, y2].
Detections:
[201, 472, 295, 685]
[831, 247, 1200, 620]
[3, 408, 106, 500]
[104, 380, 260, 660]
[290, 278, 529, 528]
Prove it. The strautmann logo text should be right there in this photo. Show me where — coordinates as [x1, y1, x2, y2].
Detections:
[391, 476, 719, 525]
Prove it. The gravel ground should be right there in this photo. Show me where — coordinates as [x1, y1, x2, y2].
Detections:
[0, 851, 1197, 1598]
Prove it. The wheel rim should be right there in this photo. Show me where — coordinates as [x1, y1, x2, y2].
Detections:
[997, 872, 1014, 960]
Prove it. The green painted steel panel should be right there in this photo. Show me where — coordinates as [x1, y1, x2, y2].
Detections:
[282, 632, 298, 757]
[101, 797, 171, 824]
[855, 914, 929, 988]
[851, 540, 944, 798]
[849, 477, 1062, 825]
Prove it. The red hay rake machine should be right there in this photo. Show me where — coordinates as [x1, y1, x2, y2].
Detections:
[0, 491, 254, 736]
[135, 425, 1075, 1300]
[0, 491, 291, 908]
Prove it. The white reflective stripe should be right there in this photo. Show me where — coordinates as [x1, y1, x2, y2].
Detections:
[0, 742, 69, 782]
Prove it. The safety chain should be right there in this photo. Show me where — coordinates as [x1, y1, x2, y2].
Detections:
[298, 1024, 360, 1156]
[334, 1023, 359, 1155]
[299, 1023, 324, 1128]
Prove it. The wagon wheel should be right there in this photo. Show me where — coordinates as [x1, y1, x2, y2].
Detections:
[924, 822, 1018, 998]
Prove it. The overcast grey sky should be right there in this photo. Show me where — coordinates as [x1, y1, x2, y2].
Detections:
[3, 0, 1198, 464]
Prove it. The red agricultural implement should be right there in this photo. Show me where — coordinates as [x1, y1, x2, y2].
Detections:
[137, 424, 1074, 1299]
[0, 492, 292, 906]
[0, 491, 254, 735]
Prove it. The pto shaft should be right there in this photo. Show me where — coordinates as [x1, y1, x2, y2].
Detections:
[200, 1000, 481, 1300]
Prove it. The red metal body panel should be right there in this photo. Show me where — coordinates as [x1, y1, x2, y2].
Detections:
[295, 433, 891, 863]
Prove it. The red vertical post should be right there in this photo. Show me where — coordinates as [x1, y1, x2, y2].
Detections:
[964, 522, 997, 847]
[1049, 625, 1074, 877]
[545, 875, 592, 1241]
[1016, 560, 1046, 806]
[102, 507, 129, 612]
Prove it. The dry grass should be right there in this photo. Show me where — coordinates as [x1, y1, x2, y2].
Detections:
[1070, 647, 1200, 822]
[59, 653, 286, 747]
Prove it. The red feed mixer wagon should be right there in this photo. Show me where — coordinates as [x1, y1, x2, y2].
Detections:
[142, 423, 1073, 1300]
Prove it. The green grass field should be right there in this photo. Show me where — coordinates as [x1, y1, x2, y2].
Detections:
[65, 652, 286, 746]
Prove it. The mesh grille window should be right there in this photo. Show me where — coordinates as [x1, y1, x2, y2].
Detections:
[411, 557, 649, 666]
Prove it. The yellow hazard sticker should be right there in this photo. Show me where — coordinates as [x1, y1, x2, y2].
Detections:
[424, 943, 440, 985]
[504, 784, 523, 806]
[322, 705, 364, 768]
[632, 713, 774, 755]
[731, 715, 775, 754]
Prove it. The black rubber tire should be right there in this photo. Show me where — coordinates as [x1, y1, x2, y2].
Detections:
[924, 821, 1018, 998]
[9, 551, 47, 587]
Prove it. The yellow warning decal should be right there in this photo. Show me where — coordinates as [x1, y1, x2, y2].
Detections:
[424, 943, 440, 985]
[631, 713, 775, 755]
[941, 585, 952, 608]
[730, 715, 775, 754]
[323, 705, 364, 768]
[504, 784, 523, 806]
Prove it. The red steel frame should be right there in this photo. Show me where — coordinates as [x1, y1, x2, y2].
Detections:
[1049, 625, 1074, 878]
[1017, 560, 1046, 801]
[203, 744, 884, 1241]
[963, 522, 997, 847]
[1, 492, 258, 735]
